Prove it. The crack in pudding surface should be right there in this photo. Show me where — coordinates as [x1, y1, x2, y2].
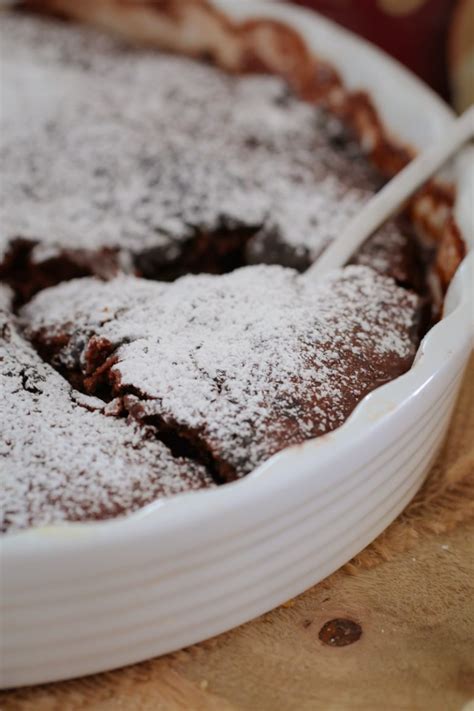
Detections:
[22, 265, 422, 482]
[0, 286, 214, 534]
[0, 11, 425, 301]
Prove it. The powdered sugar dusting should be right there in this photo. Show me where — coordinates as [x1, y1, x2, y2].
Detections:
[0, 12, 383, 268]
[0, 287, 213, 534]
[24, 266, 420, 480]
[0, 12, 423, 533]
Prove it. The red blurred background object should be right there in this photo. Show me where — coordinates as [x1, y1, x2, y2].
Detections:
[290, 0, 473, 109]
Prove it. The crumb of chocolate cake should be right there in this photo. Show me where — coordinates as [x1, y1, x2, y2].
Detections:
[23, 265, 421, 482]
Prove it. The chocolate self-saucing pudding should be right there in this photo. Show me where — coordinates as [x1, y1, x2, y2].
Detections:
[0, 3, 464, 534]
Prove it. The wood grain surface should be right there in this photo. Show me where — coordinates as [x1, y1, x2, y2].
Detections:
[2, 355, 473, 711]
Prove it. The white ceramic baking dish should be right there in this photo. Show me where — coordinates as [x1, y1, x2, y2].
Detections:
[1, 0, 473, 689]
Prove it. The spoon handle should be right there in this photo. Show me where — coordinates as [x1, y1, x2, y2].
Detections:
[307, 105, 474, 279]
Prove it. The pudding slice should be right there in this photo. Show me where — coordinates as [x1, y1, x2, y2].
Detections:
[23, 265, 422, 482]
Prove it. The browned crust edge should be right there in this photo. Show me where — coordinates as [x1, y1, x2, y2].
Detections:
[17, 0, 463, 288]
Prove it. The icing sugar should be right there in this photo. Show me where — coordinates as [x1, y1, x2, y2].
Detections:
[23, 265, 420, 480]
[0, 13, 382, 268]
[0, 13, 423, 531]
